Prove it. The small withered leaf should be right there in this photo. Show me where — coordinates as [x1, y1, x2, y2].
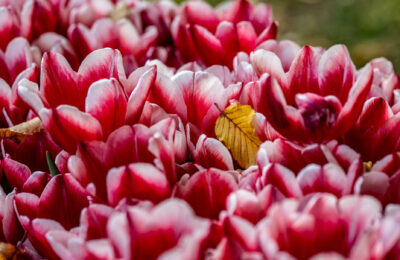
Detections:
[0, 242, 25, 260]
[108, 2, 130, 21]
[215, 103, 262, 169]
[0, 117, 42, 143]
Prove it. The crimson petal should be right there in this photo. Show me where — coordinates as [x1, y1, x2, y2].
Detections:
[39, 106, 103, 153]
[85, 78, 127, 138]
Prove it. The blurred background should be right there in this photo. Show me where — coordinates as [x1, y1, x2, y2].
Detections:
[201, 0, 400, 72]
[266, 0, 399, 72]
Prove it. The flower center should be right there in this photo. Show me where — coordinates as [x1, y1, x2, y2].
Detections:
[295, 93, 342, 131]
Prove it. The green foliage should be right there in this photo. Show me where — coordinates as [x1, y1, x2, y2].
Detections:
[46, 151, 60, 177]
[266, 0, 399, 72]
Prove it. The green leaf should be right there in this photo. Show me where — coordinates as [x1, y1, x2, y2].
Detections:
[46, 151, 60, 177]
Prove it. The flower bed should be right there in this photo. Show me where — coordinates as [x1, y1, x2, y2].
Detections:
[0, 0, 399, 259]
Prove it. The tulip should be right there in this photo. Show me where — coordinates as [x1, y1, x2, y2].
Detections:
[67, 18, 158, 64]
[355, 152, 400, 205]
[34, 32, 80, 70]
[186, 124, 234, 170]
[367, 58, 400, 107]
[1, 0, 57, 42]
[0, 37, 39, 127]
[150, 68, 241, 136]
[66, 118, 183, 201]
[171, 0, 277, 67]
[255, 139, 364, 197]
[0, 188, 24, 244]
[13, 171, 92, 258]
[257, 194, 399, 259]
[177, 168, 238, 219]
[346, 96, 400, 162]
[18, 48, 158, 153]
[0, 7, 20, 51]
[250, 44, 373, 143]
[46, 199, 211, 260]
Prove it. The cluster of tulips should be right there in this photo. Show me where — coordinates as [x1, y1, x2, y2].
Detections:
[0, 0, 400, 259]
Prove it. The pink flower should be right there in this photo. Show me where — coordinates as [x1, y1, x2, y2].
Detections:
[186, 124, 234, 171]
[150, 67, 241, 136]
[14, 172, 92, 230]
[355, 152, 400, 205]
[46, 199, 211, 260]
[171, 0, 277, 67]
[0, 187, 24, 244]
[64, 117, 183, 202]
[0, 0, 57, 42]
[0, 37, 39, 126]
[67, 18, 158, 64]
[59, 0, 116, 28]
[249, 139, 364, 198]
[250, 44, 373, 143]
[256, 194, 400, 259]
[0, 7, 20, 51]
[225, 187, 284, 224]
[18, 48, 157, 153]
[367, 58, 400, 107]
[177, 168, 238, 219]
[13, 171, 92, 258]
[345, 97, 400, 162]
[107, 162, 171, 206]
[34, 32, 80, 70]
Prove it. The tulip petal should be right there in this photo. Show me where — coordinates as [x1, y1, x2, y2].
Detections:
[148, 133, 177, 185]
[67, 23, 100, 61]
[125, 66, 156, 125]
[177, 168, 238, 219]
[216, 22, 240, 64]
[357, 171, 389, 201]
[39, 106, 103, 153]
[78, 48, 125, 100]
[318, 45, 355, 103]
[2, 156, 31, 190]
[190, 25, 225, 66]
[39, 174, 90, 229]
[261, 164, 302, 198]
[85, 78, 127, 137]
[256, 21, 278, 45]
[194, 134, 234, 170]
[297, 163, 347, 197]
[150, 71, 187, 120]
[2, 191, 24, 243]
[5, 37, 32, 82]
[20, 0, 56, 40]
[106, 163, 170, 206]
[250, 49, 285, 86]
[287, 46, 321, 103]
[236, 21, 257, 53]
[40, 52, 80, 108]
[17, 78, 44, 115]
[22, 171, 50, 196]
[224, 215, 258, 251]
[184, 2, 219, 32]
[335, 64, 373, 135]
[0, 8, 20, 51]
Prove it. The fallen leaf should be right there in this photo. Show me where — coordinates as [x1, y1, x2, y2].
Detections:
[0, 242, 25, 260]
[109, 2, 130, 21]
[0, 117, 42, 143]
[215, 103, 262, 169]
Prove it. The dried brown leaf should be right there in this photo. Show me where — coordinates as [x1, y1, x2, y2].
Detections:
[0, 117, 42, 143]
